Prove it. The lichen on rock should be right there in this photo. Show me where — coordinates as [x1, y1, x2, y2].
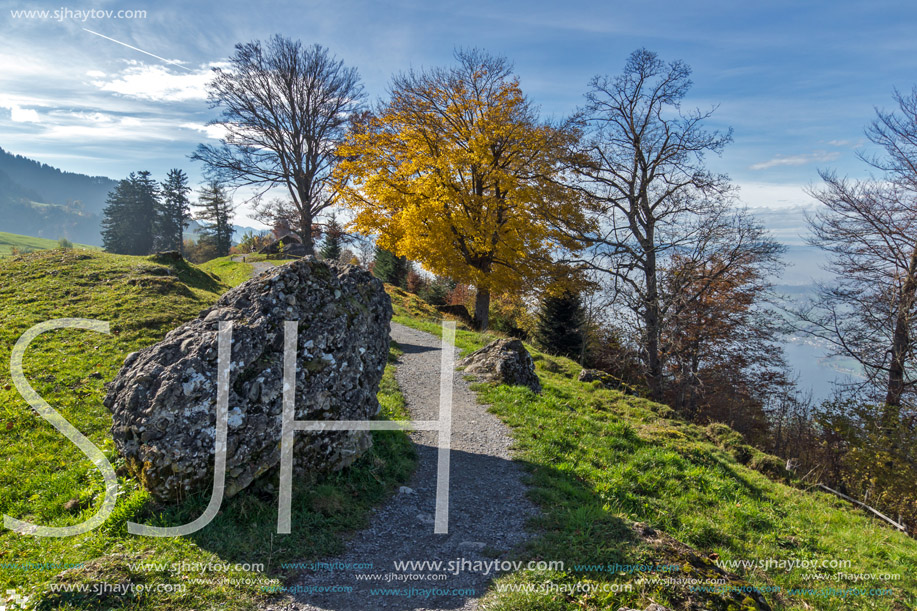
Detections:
[104, 257, 392, 501]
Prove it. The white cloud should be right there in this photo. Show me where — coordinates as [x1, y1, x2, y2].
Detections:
[736, 181, 818, 209]
[85, 70, 106, 78]
[90, 64, 214, 102]
[827, 139, 852, 147]
[749, 151, 841, 171]
[7, 104, 41, 123]
[180, 122, 227, 141]
[35, 111, 178, 142]
[0, 94, 44, 123]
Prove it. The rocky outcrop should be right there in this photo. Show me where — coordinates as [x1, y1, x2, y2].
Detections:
[457, 339, 541, 393]
[578, 368, 622, 387]
[104, 257, 392, 501]
[259, 237, 308, 257]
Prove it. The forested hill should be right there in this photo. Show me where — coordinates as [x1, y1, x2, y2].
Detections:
[0, 146, 116, 213]
[0, 147, 116, 245]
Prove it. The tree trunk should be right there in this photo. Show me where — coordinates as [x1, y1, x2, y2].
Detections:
[474, 287, 491, 331]
[885, 246, 917, 407]
[887, 313, 909, 408]
[299, 208, 314, 256]
[644, 248, 664, 401]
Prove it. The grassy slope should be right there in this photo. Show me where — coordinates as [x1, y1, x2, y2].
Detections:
[197, 257, 254, 288]
[388, 288, 917, 611]
[199, 256, 301, 288]
[0, 250, 414, 610]
[0, 231, 97, 256]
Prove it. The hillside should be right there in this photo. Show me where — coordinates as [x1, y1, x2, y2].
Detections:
[2, 253, 916, 610]
[0, 250, 413, 610]
[386, 290, 917, 611]
[0, 231, 98, 256]
[0, 147, 117, 215]
[0, 148, 116, 245]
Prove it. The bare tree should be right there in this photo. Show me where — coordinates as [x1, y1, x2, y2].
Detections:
[797, 90, 917, 410]
[193, 36, 364, 254]
[661, 208, 785, 421]
[567, 48, 745, 400]
[865, 88, 917, 191]
[802, 177, 917, 409]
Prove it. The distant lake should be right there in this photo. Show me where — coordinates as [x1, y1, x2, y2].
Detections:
[781, 338, 859, 403]
[767, 236, 862, 403]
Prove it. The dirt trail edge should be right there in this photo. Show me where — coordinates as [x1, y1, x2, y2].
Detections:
[271, 321, 538, 611]
[231, 255, 275, 277]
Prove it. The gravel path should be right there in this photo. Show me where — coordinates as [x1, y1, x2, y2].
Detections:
[269, 322, 537, 611]
[231, 255, 274, 277]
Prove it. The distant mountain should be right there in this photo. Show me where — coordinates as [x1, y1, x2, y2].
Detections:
[0, 147, 117, 214]
[0, 147, 116, 245]
[0, 147, 269, 247]
[186, 220, 270, 245]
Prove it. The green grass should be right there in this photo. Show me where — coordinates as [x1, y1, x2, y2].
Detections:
[392, 311, 917, 611]
[0, 249, 415, 610]
[199, 256, 301, 288]
[197, 257, 254, 287]
[0, 231, 98, 256]
[239, 254, 299, 265]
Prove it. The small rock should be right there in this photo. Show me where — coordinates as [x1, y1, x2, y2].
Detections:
[88, 372, 103, 380]
[578, 368, 620, 387]
[398, 486, 415, 495]
[634, 522, 657, 538]
[63, 498, 82, 513]
[458, 339, 541, 393]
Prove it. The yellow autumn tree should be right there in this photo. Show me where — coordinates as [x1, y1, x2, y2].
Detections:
[335, 49, 587, 329]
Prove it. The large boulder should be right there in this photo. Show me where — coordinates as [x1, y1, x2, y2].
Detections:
[103, 257, 392, 501]
[458, 339, 541, 393]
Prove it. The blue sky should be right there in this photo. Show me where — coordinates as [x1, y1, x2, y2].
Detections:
[2, 0, 916, 226]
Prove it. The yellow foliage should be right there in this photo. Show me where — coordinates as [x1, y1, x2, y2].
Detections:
[334, 52, 587, 296]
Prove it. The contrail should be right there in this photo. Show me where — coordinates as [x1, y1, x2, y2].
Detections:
[82, 28, 193, 72]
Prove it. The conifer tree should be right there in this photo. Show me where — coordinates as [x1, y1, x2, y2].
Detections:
[373, 245, 409, 287]
[158, 169, 192, 253]
[535, 290, 586, 359]
[319, 217, 345, 261]
[101, 170, 159, 255]
[195, 181, 235, 257]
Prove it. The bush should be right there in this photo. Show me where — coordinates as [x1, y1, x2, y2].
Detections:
[489, 292, 536, 339]
[58, 237, 74, 249]
[814, 400, 917, 532]
[418, 275, 455, 306]
[182, 238, 220, 263]
[406, 269, 426, 294]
